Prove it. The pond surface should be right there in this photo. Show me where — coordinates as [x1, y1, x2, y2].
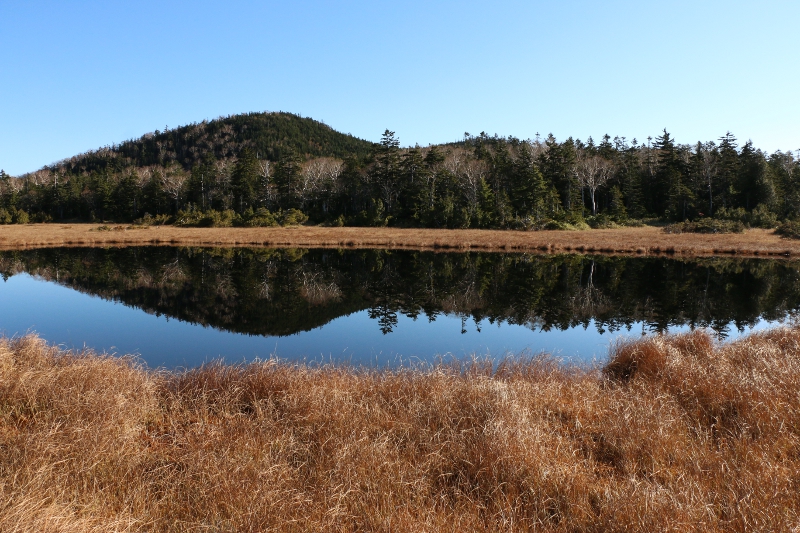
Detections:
[1, 247, 798, 368]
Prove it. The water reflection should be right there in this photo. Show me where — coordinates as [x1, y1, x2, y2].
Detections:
[0, 247, 798, 366]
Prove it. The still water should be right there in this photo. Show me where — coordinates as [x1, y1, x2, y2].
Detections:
[0, 247, 797, 368]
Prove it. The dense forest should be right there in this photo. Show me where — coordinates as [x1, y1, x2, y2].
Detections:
[2, 111, 799, 229]
[2, 247, 798, 337]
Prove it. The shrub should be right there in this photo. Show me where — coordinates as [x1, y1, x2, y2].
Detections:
[541, 219, 591, 231]
[0, 208, 30, 224]
[0, 208, 14, 224]
[240, 208, 279, 228]
[714, 206, 748, 223]
[775, 220, 800, 239]
[0, 209, 50, 224]
[134, 213, 174, 226]
[30, 212, 53, 223]
[174, 210, 205, 227]
[571, 220, 591, 230]
[619, 218, 645, 227]
[714, 204, 779, 229]
[174, 209, 239, 227]
[663, 218, 745, 234]
[174, 208, 303, 228]
[749, 204, 779, 229]
[280, 208, 309, 226]
[203, 210, 238, 227]
[586, 213, 618, 229]
[12, 209, 29, 224]
[542, 219, 569, 230]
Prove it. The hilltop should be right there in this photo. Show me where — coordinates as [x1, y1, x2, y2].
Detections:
[46, 111, 375, 176]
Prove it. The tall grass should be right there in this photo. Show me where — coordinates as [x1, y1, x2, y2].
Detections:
[1, 329, 799, 531]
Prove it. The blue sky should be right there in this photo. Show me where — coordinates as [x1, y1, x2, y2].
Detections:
[2, 1, 799, 175]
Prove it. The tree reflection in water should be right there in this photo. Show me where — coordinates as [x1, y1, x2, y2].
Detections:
[1, 247, 799, 338]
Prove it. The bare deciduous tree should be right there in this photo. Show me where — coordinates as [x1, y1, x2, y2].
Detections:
[299, 158, 344, 211]
[213, 160, 233, 209]
[135, 167, 153, 187]
[576, 154, 614, 215]
[158, 164, 188, 212]
[256, 159, 277, 208]
[29, 170, 54, 187]
[457, 157, 489, 223]
[443, 149, 464, 176]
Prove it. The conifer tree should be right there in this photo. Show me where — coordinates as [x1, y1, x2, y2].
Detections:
[275, 149, 303, 210]
[373, 130, 402, 217]
[717, 132, 739, 211]
[539, 135, 579, 216]
[231, 148, 259, 213]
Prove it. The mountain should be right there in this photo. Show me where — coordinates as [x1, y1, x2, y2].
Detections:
[48, 112, 375, 176]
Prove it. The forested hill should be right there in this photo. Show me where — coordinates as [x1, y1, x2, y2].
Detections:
[1, 116, 799, 231]
[49, 112, 375, 176]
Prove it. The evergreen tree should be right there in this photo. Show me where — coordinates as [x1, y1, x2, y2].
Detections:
[618, 142, 646, 218]
[275, 149, 303, 210]
[400, 146, 427, 222]
[373, 130, 402, 218]
[653, 129, 693, 219]
[767, 151, 796, 217]
[789, 160, 800, 219]
[231, 148, 259, 213]
[511, 142, 553, 223]
[510, 142, 538, 216]
[717, 132, 739, 210]
[737, 141, 775, 210]
[91, 171, 115, 221]
[539, 135, 579, 216]
[115, 171, 140, 220]
[608, 185, 627, 220]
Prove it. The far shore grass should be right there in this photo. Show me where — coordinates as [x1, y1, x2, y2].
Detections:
[1, 223, 799, 257]
[2, 327, 800, 531]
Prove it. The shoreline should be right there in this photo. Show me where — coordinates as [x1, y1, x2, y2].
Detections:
[0, 223, 798, 257]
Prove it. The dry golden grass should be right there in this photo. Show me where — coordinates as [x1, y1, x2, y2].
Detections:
[2, 328, 800, 531]
[0, 224, 798, 257]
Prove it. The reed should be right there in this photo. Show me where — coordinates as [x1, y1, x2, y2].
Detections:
[1, 224, 799, 258]
[1, 328, 799, 531]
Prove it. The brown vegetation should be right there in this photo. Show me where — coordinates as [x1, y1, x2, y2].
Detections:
[2, 328, 799, 531]
[1, 224, 799, 257]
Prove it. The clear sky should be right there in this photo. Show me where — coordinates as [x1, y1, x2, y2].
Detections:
[1, 0, 798, 175]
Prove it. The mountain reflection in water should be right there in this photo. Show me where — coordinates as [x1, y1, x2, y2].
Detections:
[0, 247, 798, 366]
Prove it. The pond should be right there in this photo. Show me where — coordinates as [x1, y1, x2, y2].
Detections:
[1, 247, 798, 368]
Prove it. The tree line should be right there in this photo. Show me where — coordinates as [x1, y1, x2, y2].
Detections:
[2, 113, 799, 229]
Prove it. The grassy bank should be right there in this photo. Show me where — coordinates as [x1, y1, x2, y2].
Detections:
[1, 329, 799, 531]
[1, 224, 800, 257]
